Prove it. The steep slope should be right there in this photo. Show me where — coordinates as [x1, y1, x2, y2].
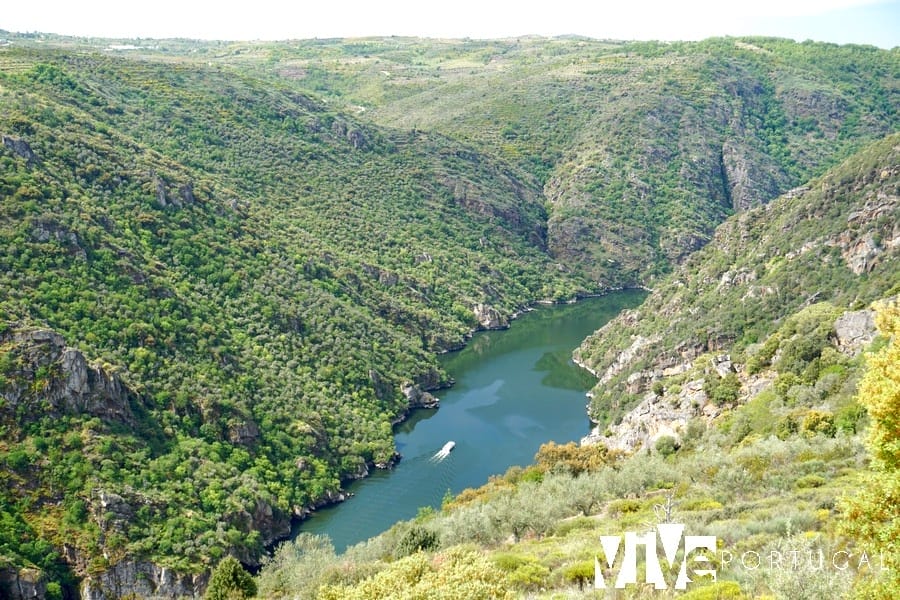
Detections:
[0, 34, 897, 598]
[246, 36, 899, 286]
[0, 45, 588, 594]
[576, 132, 900, 432]
[250, 130, 900, 600]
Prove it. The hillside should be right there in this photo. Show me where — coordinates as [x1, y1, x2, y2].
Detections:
[251, 132, 900, 600]
[575, 132, 900, 433]
[0, 42, 587, 596]
[240, 36, 899, 285]
[0, 33, 897, 599]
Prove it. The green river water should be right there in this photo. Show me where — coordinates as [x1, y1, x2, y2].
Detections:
[295, 290, 645, 551]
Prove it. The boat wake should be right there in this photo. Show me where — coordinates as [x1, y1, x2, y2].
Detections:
[430, 441, 455, 462]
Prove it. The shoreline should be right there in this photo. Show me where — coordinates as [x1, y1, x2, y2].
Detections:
[280, 286, 647, 551]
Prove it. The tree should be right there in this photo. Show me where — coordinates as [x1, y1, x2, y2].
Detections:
[204, 556, 256, 600]
[840, 299, 900, 597]
[562, 560, 595, 591]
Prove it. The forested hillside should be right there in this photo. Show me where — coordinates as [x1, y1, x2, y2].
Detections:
[0, 32, 897, 598]
[245, 36, 898, 285]
[576, 132, 899, 430]
[0, 41, 586, 595]
[252, 130, 900, 600]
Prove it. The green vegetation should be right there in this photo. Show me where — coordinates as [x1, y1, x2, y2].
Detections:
[577, 132, 900, 427]
[254, 426, 871, 597]
[0, 31, 897, 598]
[841, 299, 900, 596]
[205, 556, 256, 600]
[251, 125, 898, 599]
[0, 38, 586, 586]
[241, 36, 898, 285]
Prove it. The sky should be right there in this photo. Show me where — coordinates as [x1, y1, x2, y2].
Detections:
[2, 0, 898, 48]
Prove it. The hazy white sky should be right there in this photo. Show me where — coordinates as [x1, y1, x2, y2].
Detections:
[2, 0, 898, 47]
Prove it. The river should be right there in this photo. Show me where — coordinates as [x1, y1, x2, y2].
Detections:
[294, 290, 646, 552]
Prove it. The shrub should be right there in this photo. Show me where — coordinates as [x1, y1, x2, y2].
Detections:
[705, 372, 741, 406]
[795, 474, 827, 489]
[608, 498, 643, 515]
[204, 556, 256, 600]
[775, 413, 800, 440]
[680, 580, 746, 599]
[533, 440, 616, 475]
[394, 525, 439, 558]
[655, 435, 679, 457]
[561, 560, 595, 591]
[257, 534, 338, 598]
[801, 410, 836, 437]
[833, 402, 866, 434]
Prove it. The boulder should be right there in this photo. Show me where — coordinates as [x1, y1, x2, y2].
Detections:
[473, 303, 508, 330]
[833, 309, 877, 356]
[227, 420, 260, 445]
[401, 382, 439, 410]
[2, 135, 37, 164]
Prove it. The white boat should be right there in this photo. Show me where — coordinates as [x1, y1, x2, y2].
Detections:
[432, 441, 456, 461]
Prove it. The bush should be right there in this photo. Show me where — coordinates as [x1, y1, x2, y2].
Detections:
[493, 554, 549, 590]
[655, 435, 679, 457]
[256, 534, 338, 599]
[394, 525, 439, 558]
[795, 474, 827, 489]
[204, 556, 256, 600]
[775, 413, 800, 440]
[608, 498, 643, 515]
[561, 560, 595, 591]
[705, 372, 741, 406]
[801, 410, 836, 437]
[680, 580, 746, 599]
[834, 402, 866, 434]
[533, 440, 616, 474]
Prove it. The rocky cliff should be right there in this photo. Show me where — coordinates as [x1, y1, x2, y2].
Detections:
[576, 134, 899, 439]
[583, 307, 878, 451]
[0, 328, 136, 426]
[80, 561, 207, 600]
[0, 327, 219, 598]
[0, 566, 47, 600]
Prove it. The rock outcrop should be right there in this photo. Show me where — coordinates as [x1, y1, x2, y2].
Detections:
[2, 135, 38, 164]
[227, 420, 261, 446]
[401, 382, 439, 410]
[830, 193, 900, 274]
[720, 138, 786, 212]
[582, 379, 713, 452]
[0, 328, 136, 426]
[152, 172, 197, 208]
[473, 303, 508, 330]
[80, 561, 207, 600]
[597, 335, 657, 386]
[581, 303, 879, 452]
[0, 566, 47, 600]
[833, 308, 877, 356]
